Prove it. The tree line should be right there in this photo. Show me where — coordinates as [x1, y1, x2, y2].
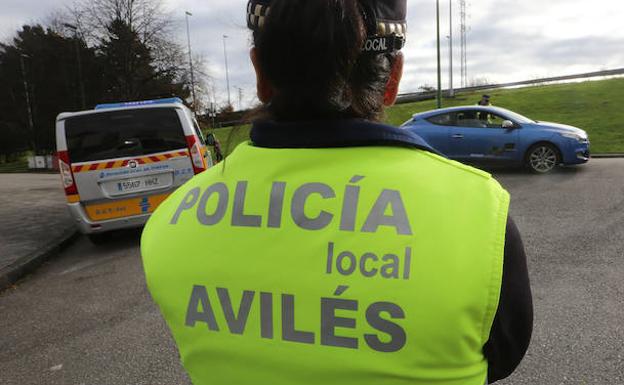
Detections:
[0, 0, 212, 161]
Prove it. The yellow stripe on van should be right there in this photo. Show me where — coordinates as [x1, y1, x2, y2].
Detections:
[84, 193, 171, 221]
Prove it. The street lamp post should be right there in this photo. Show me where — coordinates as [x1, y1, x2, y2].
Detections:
[448, 0, 454, 97]
[235, 86, 243, 111]
[223, 35, 231, 108]
[185, 11, 197, 110]
[63, 23, 86, 109]
[210, 83, 218, 128]
[436, 0, 442, 109]
[209, 103, 217, 128]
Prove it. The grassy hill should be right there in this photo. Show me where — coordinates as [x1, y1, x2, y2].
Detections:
[210, 77, 624, 155]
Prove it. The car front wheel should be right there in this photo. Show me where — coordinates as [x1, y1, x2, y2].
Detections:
[526, 143, 560, 173]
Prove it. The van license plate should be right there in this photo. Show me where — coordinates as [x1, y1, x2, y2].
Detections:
[117, 176, 163, 192]
[101, 172, 173, 197]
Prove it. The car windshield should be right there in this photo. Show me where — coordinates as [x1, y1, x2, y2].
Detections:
[495, 108, 536, 124]
[64, 108, 187, 163]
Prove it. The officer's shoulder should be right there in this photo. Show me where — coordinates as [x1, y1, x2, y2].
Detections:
[406, 149, 509, 204]
[409, 148, 493, 180]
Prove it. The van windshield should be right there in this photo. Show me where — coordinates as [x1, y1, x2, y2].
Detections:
[64, 108, 187, 163]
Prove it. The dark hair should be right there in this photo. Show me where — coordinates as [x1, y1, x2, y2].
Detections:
[251, 0, 397, 122]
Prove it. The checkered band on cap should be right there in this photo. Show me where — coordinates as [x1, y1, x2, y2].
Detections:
[377, 20, 407, 37]
[246, 0, 407, 52]
[247, 1, 270, 29]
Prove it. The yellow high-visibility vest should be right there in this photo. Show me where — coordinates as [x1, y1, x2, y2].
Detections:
[142, 141, 509, 385]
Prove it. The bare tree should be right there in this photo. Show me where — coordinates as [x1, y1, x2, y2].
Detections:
[66, 0, 185, 77]
[68, 0, 170, 42]
[61, 0, 213, 104]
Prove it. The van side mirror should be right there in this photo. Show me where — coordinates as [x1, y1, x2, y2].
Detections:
[205, 133, 216, 146]
[502, 120, 515, 129]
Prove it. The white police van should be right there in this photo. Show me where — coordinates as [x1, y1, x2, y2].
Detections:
[56, 98, 213, 243]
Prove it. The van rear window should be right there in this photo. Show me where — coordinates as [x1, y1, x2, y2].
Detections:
[64, 108, 187, 163]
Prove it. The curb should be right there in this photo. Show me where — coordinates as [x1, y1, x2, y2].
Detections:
[592, 154, 624, 158]
[0, 227, 79, 292]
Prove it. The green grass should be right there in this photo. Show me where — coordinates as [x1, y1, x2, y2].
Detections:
[206, 77, 624, 155]
[0, 159, 29, 173]
[387, 78, 624, 154]
[208, 125, 251, 157]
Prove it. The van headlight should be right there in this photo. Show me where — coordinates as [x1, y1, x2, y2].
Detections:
[561, 132, 588, 143]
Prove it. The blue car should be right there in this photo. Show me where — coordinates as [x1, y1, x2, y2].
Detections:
[401, 106, 590, 173]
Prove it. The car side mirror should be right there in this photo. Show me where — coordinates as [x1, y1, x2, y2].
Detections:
[502, 120, 515, 129]
[205, 133, 216, 146]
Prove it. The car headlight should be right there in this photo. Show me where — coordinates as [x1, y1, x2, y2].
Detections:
[561, 132, 588, 143]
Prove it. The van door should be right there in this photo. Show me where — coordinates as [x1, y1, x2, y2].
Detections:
[63, 107, 195, 222]
[191, 117, 213, 168]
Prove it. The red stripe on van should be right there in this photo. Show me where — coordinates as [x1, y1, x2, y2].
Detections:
[71, 149, 191, 173]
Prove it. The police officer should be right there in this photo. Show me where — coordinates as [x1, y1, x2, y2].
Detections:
[142, 1, 532, 384]
[478, 94, 492, 106]
[477, 94, 492, 121]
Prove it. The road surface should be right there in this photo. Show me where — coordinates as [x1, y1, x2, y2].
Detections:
[1, 159, 623, 384]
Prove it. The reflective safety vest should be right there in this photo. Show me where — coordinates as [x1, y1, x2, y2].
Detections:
[142, 142, 509, 385]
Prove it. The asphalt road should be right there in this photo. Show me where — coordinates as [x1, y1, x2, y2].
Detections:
[0, 173, 73, 274]
[1, 159, 623, 385]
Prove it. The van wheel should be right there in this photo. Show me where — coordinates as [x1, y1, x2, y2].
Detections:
[88, 233, 111, 245]
[525, 143, 560, 173]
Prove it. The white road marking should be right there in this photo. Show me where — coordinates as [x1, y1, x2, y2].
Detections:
[58, 255, 116, 276]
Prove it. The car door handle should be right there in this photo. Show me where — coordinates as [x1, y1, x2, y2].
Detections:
[452, 134, 464, 139]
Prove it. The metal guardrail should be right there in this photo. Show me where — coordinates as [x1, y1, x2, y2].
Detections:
[206, 67, 624, 126]
[396, 67, 624, 104]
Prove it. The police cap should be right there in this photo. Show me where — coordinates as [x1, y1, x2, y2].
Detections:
[247, 0, 407, 53]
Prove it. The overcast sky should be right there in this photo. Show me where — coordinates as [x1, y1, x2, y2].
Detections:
[2, 0, 623, 108]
